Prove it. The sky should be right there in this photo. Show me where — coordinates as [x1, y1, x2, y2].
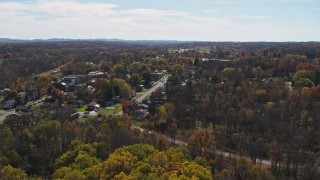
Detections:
[0, 0, 319, 41]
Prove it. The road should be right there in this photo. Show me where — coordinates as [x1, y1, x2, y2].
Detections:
[37, 60, 73, 77]
[165, 134, 271, 166]
[133, 125, 272, 166]
[113, 75, 170, 115]
[0, 110, 15, 124]
[135, 75, 170, 103]
[0, 96, 47, 125]
[1, 71, 273, 166]
[78, 111, 98, 118]
[131, 73, 272, 166]
[0, 61, 70, 124]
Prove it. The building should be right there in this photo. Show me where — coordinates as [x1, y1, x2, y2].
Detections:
[62, 75, 84, 86]
[2, 99, 17, 109]
[24, 89, 40, 102]
[87, 71, 107, 78]
[86, 101, 100, 111]
[15, 105, 31, 113]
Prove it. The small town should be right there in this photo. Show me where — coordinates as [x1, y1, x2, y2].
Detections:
[0, 0, 320, 179]
[1, 67, 169, 125]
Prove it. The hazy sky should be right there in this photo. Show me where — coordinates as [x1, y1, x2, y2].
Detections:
[0, 0, 319, 41]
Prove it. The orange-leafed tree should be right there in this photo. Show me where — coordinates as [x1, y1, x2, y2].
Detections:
[188, 129, 215, 158]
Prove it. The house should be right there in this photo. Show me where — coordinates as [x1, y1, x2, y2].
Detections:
[131, 89, 136, 97]
[43, 98, 59, 108]
[2, 99, 17, 109]
[24, 89, 40, 102]
[86, 101, 100, 111]
[15, 105, 31, 113]
[62, 75, 83, 86]
[87, 71, 107, 78]
[51, 83, 67, 92]
[134, 85, 143, 93]
[64, 85, 76, 99]
[134, 109, 150, 120]
[0, 88, 11, 97]
[199, 58, 237, 70]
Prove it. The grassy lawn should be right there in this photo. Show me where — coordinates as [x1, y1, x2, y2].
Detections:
[168, 48, 175, 53]
[132, 88, 149, 100]
[132, 118, 144, 127]
[78, 116, 95, 124]
[77, 105, 87, 112]
[198, 47, 211, 52]
[99, 104, 122, 115]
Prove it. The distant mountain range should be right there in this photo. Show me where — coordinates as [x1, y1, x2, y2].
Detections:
[0, 38, 183, 44]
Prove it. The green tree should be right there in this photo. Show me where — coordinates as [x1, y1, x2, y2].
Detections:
[142, 72, 151, 88]
[54, 141, 99, 170]
[111, 78, 131, 98]
[101, 81, 115, 101]
[64, 170, 86, 180]
[130, 73, 142, 87]
[80, 144, 212, 179]
[0, 165, 28, 180]
[101, 150, 138, 179]
[112, 63, 126, 74]
[52, 167, 73, 179]
[129, 62, 143, 73]
[292, 70, 315, 83]
[294, 78, 315, 88]
[0, 154, 9, 169]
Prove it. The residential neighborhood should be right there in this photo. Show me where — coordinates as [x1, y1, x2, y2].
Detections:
[0, 66, 169, 126]
[1, 41, 320, 179]
[0, 0, 320, 178]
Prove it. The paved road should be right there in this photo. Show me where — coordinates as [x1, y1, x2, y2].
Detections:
[114, 75, 170, 115]
[78, 111, 98, 118]
[133, 125, 272, 166]
[0, 110, 15, 124]
[135, 75, 170, 103]
[0, 61, 69, 124]
[166, 136, 271, 165]
[37, 60, 73, 77]
[0, 96, 46, 125]
[131, 74, 272, 166]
